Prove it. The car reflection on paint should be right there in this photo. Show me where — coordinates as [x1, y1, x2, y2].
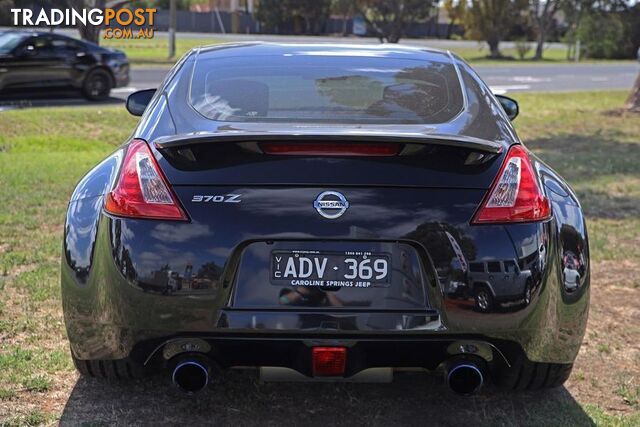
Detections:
[443, 258, 537, 313]
[468, 260, 533, 312]
[563, 250, 584, 292]
[138, 263, 216, 295]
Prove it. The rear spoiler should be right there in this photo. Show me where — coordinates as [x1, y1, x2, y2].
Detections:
[153, 131, 504, 154]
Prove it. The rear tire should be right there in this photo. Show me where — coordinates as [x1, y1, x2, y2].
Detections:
[82, 69, 112, 101]
[473, 286, 494, 312]
[72, 353, 145, 380]
[496, 357, 573, 390]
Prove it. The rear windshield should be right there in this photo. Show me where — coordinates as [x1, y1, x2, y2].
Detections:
[189, 54, 464, 124]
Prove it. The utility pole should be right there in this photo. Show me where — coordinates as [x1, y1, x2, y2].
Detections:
[169, 0, 176, 59]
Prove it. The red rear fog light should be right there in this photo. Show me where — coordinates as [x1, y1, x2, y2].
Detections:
[312, 347, 347, 376]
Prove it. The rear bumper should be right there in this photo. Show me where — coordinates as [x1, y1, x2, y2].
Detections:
[62, 207, 590, 369]
[62, 162, 593, 371]
[125, 334, 522, 378]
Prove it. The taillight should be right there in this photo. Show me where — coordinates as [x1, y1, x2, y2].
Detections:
[105, 139, 187, 221]
[260, 142, 401, 156]
[472, 145, 551, 224]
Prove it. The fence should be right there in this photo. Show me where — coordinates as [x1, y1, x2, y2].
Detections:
[126, 10, 461, 38]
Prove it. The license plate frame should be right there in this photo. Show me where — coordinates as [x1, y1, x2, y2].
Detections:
[270, 250, 391, 288]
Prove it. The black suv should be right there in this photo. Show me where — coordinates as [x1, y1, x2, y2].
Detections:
[0, 31, 129, 100]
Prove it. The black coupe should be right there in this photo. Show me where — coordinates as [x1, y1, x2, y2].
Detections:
[62, 43, 589, 395]
[0, 31, 129, 100]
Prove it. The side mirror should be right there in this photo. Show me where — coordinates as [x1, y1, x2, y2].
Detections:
[126, 89, 156, 116]
[495, 94, 519, 121]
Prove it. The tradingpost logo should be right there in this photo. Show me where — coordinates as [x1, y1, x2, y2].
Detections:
[11, 8, 157, 39]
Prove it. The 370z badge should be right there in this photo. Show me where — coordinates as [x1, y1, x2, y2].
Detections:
[191, 194, 242, 203]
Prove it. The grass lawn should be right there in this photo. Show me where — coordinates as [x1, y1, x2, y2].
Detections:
[101, 37, 633, 66]
[453, 45, 567, 64]
[102, 37, 224, 65]
[0, 92, 639, 425]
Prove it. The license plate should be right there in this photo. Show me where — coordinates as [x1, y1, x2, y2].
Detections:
[271, 250, 391, 288]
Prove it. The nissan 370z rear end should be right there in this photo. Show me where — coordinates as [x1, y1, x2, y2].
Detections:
[62, 43, 589, 395]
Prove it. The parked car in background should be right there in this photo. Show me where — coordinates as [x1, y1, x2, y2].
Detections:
[0, 31, 129, 100]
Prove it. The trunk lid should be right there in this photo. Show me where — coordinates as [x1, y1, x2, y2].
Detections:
[169, 184, 485, 316]
[148, 137, 502, 318]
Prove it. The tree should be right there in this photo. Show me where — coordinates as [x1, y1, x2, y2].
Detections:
[565, 1, 639, 61]
[66, 0, 106, 44]
[561, 0, 594, 60]
[465, 0, 528, 59]
[530, 0, 563, 60]
[255, 0, 287, 33]
[154, 0, 195, 8]
[624, 6, 640, 111]
[355, 0, 435, 43]
[292, 0, 332, 34]
[443, 0, 466, 39]
[0, 0, 16, 26]
[64, 0, 133, 44]
[332, 0, 356, 35]
[626, 73, 640, 112]
[256, 0, 331, 34]
[577, 11, 626, 59]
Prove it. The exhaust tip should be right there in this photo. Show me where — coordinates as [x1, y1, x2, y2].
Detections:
[172, 360, 209, 394]
[446, 363, 484, 396]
